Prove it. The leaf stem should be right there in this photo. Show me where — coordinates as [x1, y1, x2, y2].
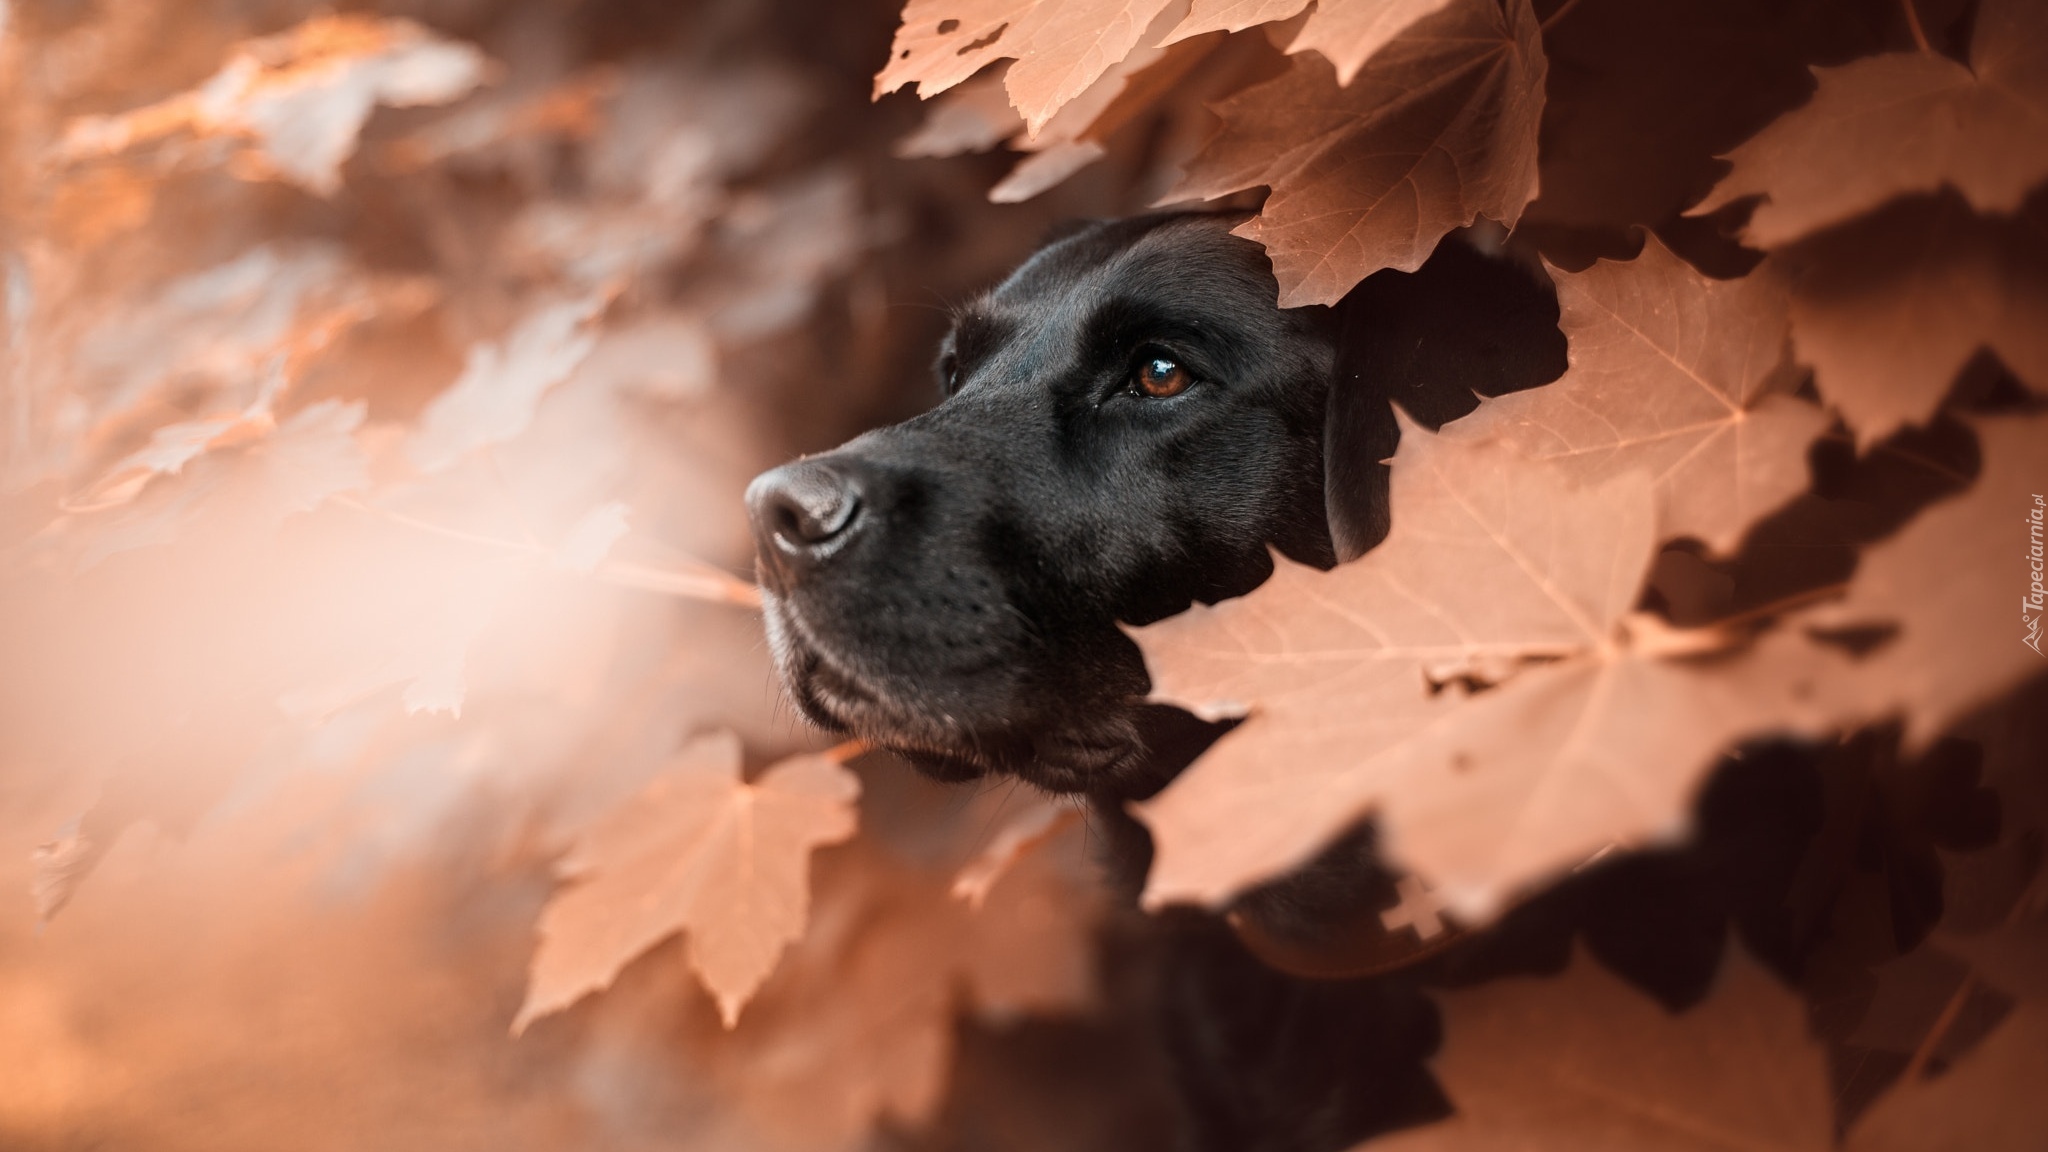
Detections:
[330, 495, 762, 608]
[823, 739, 869, 764]
[1899, 972, 1973, 1084]
[1705, 580, 1852, 629]
[1540, 0, 1587, 34]
[1901, 0, 1932, 53]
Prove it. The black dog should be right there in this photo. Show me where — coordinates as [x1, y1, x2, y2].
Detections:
[747, 213, 1564, 1151]
[748, 213, 1559, 803]
[754, 214, 1344, 800]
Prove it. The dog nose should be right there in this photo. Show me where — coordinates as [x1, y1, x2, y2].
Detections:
[747, 460, 865, 572]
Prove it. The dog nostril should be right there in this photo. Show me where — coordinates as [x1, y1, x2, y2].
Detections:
[747, 461, 865, 566]
[773, 486, 857, 545]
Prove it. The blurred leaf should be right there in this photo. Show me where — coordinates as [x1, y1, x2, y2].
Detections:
[519, 734, 861, 1030]
[1444, 236, 1819, 553]
[1373, 947, 1834, 1150]
[57, 13, 488, 195]
[1167, 0, 1545, 305]
[1693, 0, 2048, 248]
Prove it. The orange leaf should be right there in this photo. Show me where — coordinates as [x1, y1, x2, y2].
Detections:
[1134, 418, 1847, 917]
[1372, 946, 1834, 1151]
[1691, 0, 2048, 248]
[874, 0, 1184, 136]
[1288, 0, 1455, 85]
[1445, 237, 1822, 553]
[1787, 195, 2048, 447]
[57, 14, 487, 196]
[1816, 412, 2048, 749]
[517, 733, 860, 1030]
[1168, 0, 1544, 305]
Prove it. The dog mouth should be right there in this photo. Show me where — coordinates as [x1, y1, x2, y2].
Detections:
[767, 595, 994, 777]
[764, 593, 1148, 792]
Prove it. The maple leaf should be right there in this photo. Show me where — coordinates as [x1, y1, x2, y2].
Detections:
[890, 3, 1232, 203]
[1371, 945, 1835, 1151]
[988, 21, 1190, 202]
[1162, 0, 1455, 85]
[690, 833, 1099, 1147]
[1816, 412, 2048, 749]
[894, 67, 1024, 159]
[67, 398, 370, 568]
[1443, 236, 1822, 553]
[1167, 0, 1544, 305]
[1133, 418, 1845, 918]
[1162, 0, 1313, 41]
[1287, 0, 1456, 86]
[1786, 195, 2048, 447]
[983, 20, 1293, 204]
[407, 294, 609, 474]
[517, 733, 860, 1031]
[1514, 0, 1885, 247]
[1160, 0, 1453, 86]
[1690, 0, 2048, 248]
[873, 0, 1184, 136]
[383, 69, 620, 174]
[50, 244, 422, 488]
[57, 14, 488, 196]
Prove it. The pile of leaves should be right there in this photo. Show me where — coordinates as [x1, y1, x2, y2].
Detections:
[0, 0, 2042, 1148]
[880, 0, 2046, 1143]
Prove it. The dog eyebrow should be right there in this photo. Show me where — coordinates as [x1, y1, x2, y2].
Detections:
[948, 310, 1012, 381]
[1078, 296, 1215, 372]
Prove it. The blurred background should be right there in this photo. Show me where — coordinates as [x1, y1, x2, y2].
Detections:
[0, 0, 1191, 1147]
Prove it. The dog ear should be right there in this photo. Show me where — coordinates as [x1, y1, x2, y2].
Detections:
[1323, 237, 1568, 562]
[1323, 327, 1398, 563]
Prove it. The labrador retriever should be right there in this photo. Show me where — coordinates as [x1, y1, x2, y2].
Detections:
[753, 213, 1340, 800]
[748, 212, 1559, 803]
[746, 212, 1564, 1152]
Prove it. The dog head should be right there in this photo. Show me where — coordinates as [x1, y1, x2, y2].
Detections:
[745, 214, 1569, 798]
[748, 214, 1353, 796]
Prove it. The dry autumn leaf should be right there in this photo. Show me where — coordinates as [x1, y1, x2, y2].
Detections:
[1167, 0, 1544, 305]
[67, 398, 370, 567]
[517, 733, 860, 1030]
[1133, 417, 1846, 918]
[1816, 412, 2048, 750]
[1690, 0, 2048, 248]
[988, 21, 1192, 202]
[57, 13, 488, 195]
[1443, 236, 1822, 553]
[894, 67, 1024, 159]
[986, 19, 1291, 203]
[1163, 0, 1453, 85]
[1786, 195, 2048, 447]
[873, 0, 1184, 135]
[1371, 945, 1834, 1151]
[1162, 0, 1313, 41]
[889, 1, 1257, 204]
[408, 294, 609, 473]
[692, 834, 1099, 1148]
[1286, 0, 1455, 86]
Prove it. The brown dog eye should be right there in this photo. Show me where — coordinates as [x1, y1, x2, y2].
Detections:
[1136, 356, 1191, 398]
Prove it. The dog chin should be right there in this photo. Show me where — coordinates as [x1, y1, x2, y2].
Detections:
[771, 622, 1149, 794]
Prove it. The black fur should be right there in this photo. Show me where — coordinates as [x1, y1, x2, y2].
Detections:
[751, 214, 1342, 799]
[748, 213, 1566, 1152]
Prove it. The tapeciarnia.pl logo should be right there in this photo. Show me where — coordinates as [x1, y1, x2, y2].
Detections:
[2027, 494, 2045, 657]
